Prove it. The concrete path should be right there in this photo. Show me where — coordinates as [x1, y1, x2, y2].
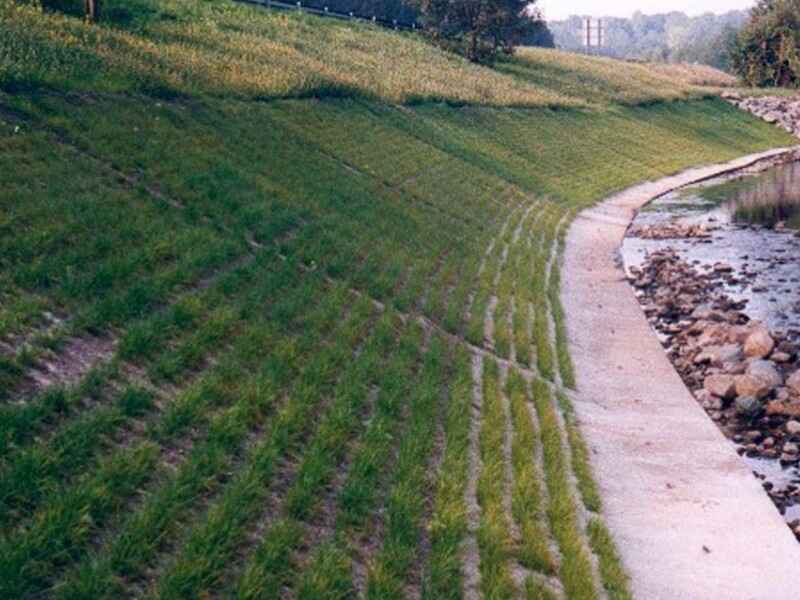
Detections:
[563, 147, 800, 600]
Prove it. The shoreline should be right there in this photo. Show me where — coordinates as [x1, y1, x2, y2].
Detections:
[562, 146, 800, 600]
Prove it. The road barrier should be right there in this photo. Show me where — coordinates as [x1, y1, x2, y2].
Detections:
[236, 0, 420, 31]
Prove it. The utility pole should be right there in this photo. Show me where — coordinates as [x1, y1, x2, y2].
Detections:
[582, 17, 605, 55]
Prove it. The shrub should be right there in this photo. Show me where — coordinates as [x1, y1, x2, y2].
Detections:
[732, 0, 800, 87]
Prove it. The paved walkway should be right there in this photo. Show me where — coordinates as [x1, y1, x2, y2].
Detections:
[562, 147, 800, 600]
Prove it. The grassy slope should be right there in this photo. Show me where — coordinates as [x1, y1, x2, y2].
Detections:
[0, 1, 795, 598]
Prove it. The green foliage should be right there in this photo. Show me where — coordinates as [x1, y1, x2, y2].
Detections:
[732, 0, 800, 87]
[410, 0, 551, 62]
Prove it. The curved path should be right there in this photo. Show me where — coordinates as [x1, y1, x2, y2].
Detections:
[563, 147, 800, 600]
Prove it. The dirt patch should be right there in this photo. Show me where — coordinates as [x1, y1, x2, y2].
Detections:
[461, 352, 484, 600]
[27, 335, 116, 392]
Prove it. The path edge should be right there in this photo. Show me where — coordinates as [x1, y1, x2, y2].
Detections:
[562, 145, 800, 600]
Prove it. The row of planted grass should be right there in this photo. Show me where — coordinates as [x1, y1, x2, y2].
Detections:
[57, 292, 382, 599]
[0, 266, 357, 597]
[0, 255, 289, 528]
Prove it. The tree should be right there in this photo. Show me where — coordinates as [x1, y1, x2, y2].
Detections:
[410, 0, 545, 62]
[731, 0, 800, 87]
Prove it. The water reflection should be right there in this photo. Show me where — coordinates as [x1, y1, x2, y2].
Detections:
[707, 161, 800, 228]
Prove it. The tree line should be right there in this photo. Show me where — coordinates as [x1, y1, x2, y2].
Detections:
[548, 11, 747, 72]
[549, 4, 800, 89]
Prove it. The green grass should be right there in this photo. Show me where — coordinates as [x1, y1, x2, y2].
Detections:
[476, 359, 518, 599]
[0, 0, 795, 597]
[532, 378, 598, 600]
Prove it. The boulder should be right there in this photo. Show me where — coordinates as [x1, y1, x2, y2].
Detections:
[695, 343, 743, 367]
[787, 420, 800, 436]
[727, 325, 753, 345]
[787, 371, 800, 395]
[743, 326, 775, 359]
[704, 374, 737, 400]
[736, 395, 761, 417]
[735, 374, 772, 399]
[772, 352, 792, 363]
[746, 359, 782, 388]
[767, 400, 787, 416]
[697, 324, 730, 347]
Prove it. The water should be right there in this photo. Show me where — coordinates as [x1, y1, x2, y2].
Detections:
[622, 160, 800, 337]
[719, 160, 800, 228]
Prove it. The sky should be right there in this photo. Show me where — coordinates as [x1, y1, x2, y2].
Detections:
[538, 0, 756, 21]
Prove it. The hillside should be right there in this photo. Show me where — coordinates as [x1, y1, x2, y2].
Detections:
[0, 1, 795, 599]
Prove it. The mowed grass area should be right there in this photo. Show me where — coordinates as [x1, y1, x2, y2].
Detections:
[0, 1, 796, 598]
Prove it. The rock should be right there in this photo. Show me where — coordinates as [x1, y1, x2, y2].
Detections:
[785, 442, 799, 455]
[787, 420, 800, 436]
[724, 361, 747, 375]
[719, 343, 744, 364]
[787, 371, 800, 395]
[743, 326, 775, 359]
[767, 400, 787, 415]
[692, 304, 724, 321]
[781, 453, 799, 465]
[727, 325, 753, 345]
[698, 324, 730, 347]
[704, 374, 737, 399]
[746, 359, 783, 388]
[697, 343, 743, 367]
[735, 374, 772, 399]
[736, 395, 761, 417]
[744, 430, 762, 442]
[713, 262, 734, 273]
[772, 352, 792, 363]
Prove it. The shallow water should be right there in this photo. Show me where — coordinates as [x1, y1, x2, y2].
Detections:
[623, 160, 800, 337]
[718, 160, 800, 228]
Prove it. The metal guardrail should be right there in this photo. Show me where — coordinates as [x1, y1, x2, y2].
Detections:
[236, 0, 420, 31]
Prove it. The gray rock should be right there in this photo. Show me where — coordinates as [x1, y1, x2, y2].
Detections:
[787, 420, 800, 436]
[746, 359, 783, 388]
[736, 395, 761, 417]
